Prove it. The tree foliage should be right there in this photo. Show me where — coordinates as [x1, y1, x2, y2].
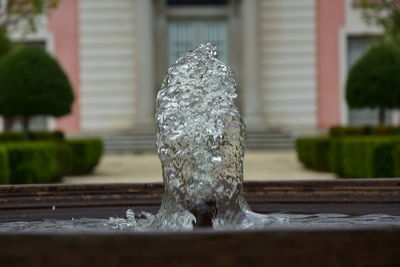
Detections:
[346, 43, 400, 111]
[0, 46, 74, 134]
[357, 0, 400, 43]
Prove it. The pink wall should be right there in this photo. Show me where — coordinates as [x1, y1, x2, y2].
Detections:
[48, 0, 80, 133]
[316, 0, 345, 129]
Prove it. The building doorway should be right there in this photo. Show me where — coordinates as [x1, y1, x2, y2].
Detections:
[154, 0, 241, 94]
[167, 18, 229, 65]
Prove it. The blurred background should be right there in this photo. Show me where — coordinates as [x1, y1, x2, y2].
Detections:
[0, 0, 399, 184]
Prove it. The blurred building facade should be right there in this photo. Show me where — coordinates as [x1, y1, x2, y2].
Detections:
[2, 0, 385, 134]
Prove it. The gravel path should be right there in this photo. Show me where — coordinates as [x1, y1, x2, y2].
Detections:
[63, 150, 335, 184]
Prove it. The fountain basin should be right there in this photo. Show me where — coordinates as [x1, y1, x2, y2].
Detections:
[1, 179, 400, 266]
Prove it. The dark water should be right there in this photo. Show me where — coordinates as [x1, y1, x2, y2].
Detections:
[1, 213, 400, 232]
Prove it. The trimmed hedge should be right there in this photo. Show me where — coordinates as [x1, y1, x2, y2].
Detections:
[54, 142, 73, 180]
[339, 138, 372, 178]
[0, 132, 25, 142]
[339, 137, 400, 178]
[330, 126, 400, 137]
[0, 131, 64, 142]
[0, 46, 74, 117]
[296, 137, 331, 172]
[329, 126, 370, 137]
[296, 135, 400, 178]
[66, 138, 103, 175]
[0, 137, 103, 184]
[393, 145, 400, 177]
[346, 43, 400, 110]
[370, 126, 400, 135]
[5, 142, 59, 184]
[330, 138, 345, 177]
[29, 131, 65, 141]
[0, 29, 12, 58]
[0, 147, 9, 184]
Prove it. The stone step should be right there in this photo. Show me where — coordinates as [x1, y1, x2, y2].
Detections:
[105, 137, 292, 143]
[104, 133, 292, 139]
[102, 130, 294, 153]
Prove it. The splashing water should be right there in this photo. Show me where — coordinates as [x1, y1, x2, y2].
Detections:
[3, 213, 400, 232]
[110, 43, 269, 230]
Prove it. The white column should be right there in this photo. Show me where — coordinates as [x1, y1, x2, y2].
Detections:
[241, 0, 265, 130]
[136, 0, 155, 129]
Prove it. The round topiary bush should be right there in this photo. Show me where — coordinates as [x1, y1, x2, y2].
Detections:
[346, 42, 400, 123]
[0, 46, 74, 136]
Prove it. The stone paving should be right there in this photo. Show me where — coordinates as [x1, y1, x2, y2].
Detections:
[63, 150, 335, 184]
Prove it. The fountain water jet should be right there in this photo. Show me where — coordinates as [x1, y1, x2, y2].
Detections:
[151, 43, 269, 230]
[112, 43, 268, 230]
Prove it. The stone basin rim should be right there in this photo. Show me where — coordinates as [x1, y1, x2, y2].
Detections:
[1, 179, 399, 267]
[1, 179, 400, 223]
[1, 225, 400, 236]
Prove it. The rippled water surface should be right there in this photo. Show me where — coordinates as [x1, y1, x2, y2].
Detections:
[1, 213, 400, 232]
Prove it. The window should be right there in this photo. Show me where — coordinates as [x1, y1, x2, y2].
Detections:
[154, 0, 240, 101]
[0, 0, 6, 13]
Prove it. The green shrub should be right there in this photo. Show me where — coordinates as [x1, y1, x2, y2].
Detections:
[0, 29, 12, 58]
[0, 131, 64, 142]
[66, 138, 103, 175]
[339, 137, 400, 178]
[372, 141, 397, 177]
[330, 126, 400, 137]
[0, 46, 74, 136]
[393, 145, 400, 177]
[370, 126, 400, 135]
[329, 125, 400, 137]
[296, 136, 331, 172]
[0, 47, 74, 117]
[340, 137, 373, 178]
[296, 138, 312, 167]
[0, 132, 25, 142]
[29, 131, 65, 141]
[329, 126, 371, 137]
[5, 142, 59, 184]
[54, 142, 73, 181]
[0, 137, 103, 184]
[330, 138, 346, 177]
[346, 43, 400, 113]
[0, 147, 9, 184]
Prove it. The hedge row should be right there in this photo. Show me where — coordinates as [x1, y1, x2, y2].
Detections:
[0, 131, 65, 142]
[0, 147, 9, 184]
[296, 136, 400, 178]
[295, 137, 331, 172]
[339, 137, 400, 178]
[0, 138, 103, 184]
[67, 139, 103, 175]
[6, 142, 59, 184]
[330, 126, 400, 137]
